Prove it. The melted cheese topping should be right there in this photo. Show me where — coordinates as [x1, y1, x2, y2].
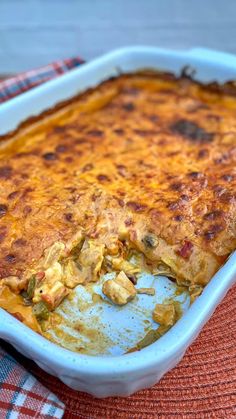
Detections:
[0, 72, 235, 329]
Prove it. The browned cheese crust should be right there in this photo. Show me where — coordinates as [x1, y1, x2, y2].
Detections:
[0, 72, 235, 317]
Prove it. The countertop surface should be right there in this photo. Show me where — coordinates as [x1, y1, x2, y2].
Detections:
[0, 0, 236, 73]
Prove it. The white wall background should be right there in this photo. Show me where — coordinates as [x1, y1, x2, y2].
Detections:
[0, 0, 236, 74]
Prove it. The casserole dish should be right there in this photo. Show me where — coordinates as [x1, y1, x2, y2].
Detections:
[0, 46, 235, 397]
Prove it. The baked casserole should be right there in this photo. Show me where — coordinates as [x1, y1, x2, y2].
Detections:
[0, 71, 235, 342]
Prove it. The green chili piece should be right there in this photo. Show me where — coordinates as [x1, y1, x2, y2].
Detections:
[27, 275, 36, 299]
[142, 234, 158, 249]
[33, 302, 50, 321]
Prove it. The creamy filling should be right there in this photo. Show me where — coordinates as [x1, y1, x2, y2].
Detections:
[0, 232, 205, 332]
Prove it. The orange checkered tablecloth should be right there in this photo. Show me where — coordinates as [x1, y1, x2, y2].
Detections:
[2, 285, 235, 418]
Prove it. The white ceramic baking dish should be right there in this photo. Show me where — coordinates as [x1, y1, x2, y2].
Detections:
[0, 47, 235, 397]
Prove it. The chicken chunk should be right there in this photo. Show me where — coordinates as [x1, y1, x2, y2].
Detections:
[152, 303, 176, 327]
[33, 261, 68, 309]
[105, 256, 140, 276]
[102, 271, 137, 305]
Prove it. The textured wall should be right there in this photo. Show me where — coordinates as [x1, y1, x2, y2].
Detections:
[0, 0, 236, 73]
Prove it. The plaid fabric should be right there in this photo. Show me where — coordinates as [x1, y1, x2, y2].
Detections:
[0, 346, 65, 418]
[0, 57, 84, 103]
[0, 56, 84, 418]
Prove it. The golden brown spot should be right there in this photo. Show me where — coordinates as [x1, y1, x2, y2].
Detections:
[127, 201, 147, 212]
[23, 206, 32, 215]
[188, 171, 204, 179]
[113, 128, 124, 135]
[123, 102, 135, 111]
[168, 201, 179, 210]
[221, 174, 233, 182]
[174, 214, 184, 221]
[7, 191, 19, 200]
[97, 174, 110, 182]
[0, 166, 12, 179]
[170, 119, 214, 143]
[124, 218, 134, 226]
[5, 254, 17, 263]
[87, 129, 103, 136]
[64, 213, 73, 222]
[198, 149, 209, 159]
[116, 164, 127, 177]
[219, 192, 234, 203]
[0, 204, 8, 218]
[170, 182, 185, 191]
[43, 152, 57, 161]
[55, 144, 68, 153]
[13, 238, 27, 247]
[64, 156, 74, 163]
[204, 210, 223, 220]
[204, 224, 224, 240]
[82, 163, 93, 172]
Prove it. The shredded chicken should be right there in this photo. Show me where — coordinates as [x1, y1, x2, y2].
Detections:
[42, 241, 65, 269]
[63, 259, 84, 288]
